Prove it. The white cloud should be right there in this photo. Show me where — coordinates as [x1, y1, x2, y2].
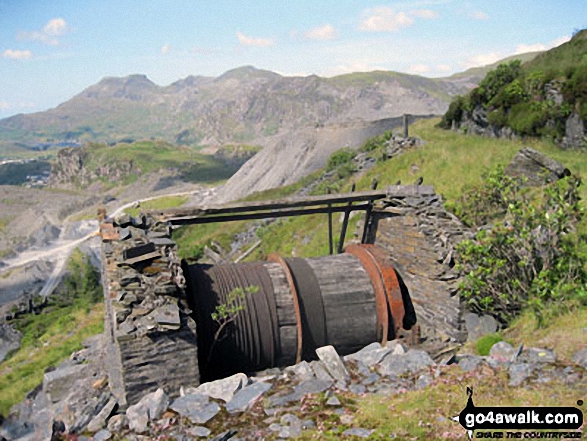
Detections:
[359, 7, 414, 32]
[436, 64, 451, 72]
[43, 18, 67, 36]
[461, 52, 502, 69]
[409, 64, 430, 74]
[321, 61, 386, 77]
[0, 101, 11, 110]
[2, 49, 32, 60]
[410, 9, 438, 19]
[470, 11, 489, 20]
[514, 43, 546, 54]
[515, 35, 571, 55]
[161, 43, 171, 54]
[236, 31, 273, 47]
[550, 35, 571, 47]
[19, 17, 70, 46]
[305, 24, 338, 40]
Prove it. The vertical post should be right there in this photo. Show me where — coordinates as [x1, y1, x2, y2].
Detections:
[403, 114, 410, 138]
[327, 187, 333, 255]
[361, 178, 378, 244]
[337, 182, 356, 254]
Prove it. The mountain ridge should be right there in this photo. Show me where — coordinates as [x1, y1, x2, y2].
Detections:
[0, 60, 530, 152]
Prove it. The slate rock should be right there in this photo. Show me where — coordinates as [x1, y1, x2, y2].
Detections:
[269, 378, 333, 407]
[458, 355, 483, 372]
[386, 340, 408, 355]
[349, 384, 366, 394]
[186, 426, 212, 438]
[107, 414, 127, 432]
[194, 373, 248, 402]
[378, 349, 435, 377]
[571, 348, 587, 369]
[93, 429, 112, 441]
[316, 345, 350, 383]
[43, 364, 88, 403]
[518, 348, 556, 364]
[464, 313, 499, 341]
[362, 373, 380, 385]
[87, 398, 117, 432]
[509, 363, 533, 387]
[170, 393, 221, 424]
[326, 396, 341, 406]
[285, 361, 315, 381]
[489, 341, 516, 363]
[343, 428, 374, 438]
[226, 381, 272, 413]
[126, 401, 149, 433]
[310, 360, 333, 382]
[345, 342, 391, 367]
[415, 373, 433, 390]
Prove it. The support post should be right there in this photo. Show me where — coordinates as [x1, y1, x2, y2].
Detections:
[337, 182, 356, 254]
[327, 187, 333, 255]
[361, 179, 378, 244]
[403, 114, 410, 138]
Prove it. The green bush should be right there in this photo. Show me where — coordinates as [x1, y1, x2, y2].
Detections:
[456, 168, 587, 326]
[327, 148, 357, 170]
[476, 334, 503, 356]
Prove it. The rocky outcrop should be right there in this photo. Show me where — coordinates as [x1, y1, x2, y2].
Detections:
[506, 147, 571, 186]
[455, 105, 586, 149]
[0, 323, 21, 363]
[48, 147, 136, 188]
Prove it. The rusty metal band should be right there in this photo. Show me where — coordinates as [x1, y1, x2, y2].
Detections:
[344, 244, 389, 344]
[360, 245, 406, 337]
[267, 254, 303, 364]
[285, 257, 327, 360]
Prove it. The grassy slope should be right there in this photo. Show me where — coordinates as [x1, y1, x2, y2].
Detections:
[84, 140, 235, 186]
[176, 118, 587, 262]
[0, 250, 104, 415]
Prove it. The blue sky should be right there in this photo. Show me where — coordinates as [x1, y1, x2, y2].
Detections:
[0, 0, 584, 119]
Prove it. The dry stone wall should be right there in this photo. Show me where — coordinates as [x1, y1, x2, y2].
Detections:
[367, 190, 472, 344]
[99, 211, 199, 407]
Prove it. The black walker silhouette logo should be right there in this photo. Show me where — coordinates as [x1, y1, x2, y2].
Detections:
[452, 387, 583, 440]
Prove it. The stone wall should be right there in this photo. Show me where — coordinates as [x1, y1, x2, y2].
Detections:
[99, 212, 200, 407]
[367, 190, 472, 344]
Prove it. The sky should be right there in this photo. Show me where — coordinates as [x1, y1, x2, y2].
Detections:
[0, 0, 585, 119]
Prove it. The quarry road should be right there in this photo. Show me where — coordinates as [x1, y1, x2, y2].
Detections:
[0, 186, 218, 303]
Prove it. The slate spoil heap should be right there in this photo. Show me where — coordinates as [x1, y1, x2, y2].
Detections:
[4, 336, 584, 440]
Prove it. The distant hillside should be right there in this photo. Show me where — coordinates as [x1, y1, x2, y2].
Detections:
[0, 67, 474, 153]
[440, 29, 587, 148]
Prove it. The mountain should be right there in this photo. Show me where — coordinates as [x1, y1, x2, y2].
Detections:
[1, 66, 473, 151]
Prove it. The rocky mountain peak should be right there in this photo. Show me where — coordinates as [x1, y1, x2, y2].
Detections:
[214, 65, 281, 83]
[79, 74, 157, 100]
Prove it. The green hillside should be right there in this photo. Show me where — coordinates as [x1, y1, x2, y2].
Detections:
[174, 118, 587, 260]
[439, 29, 587, 141]
[53, 140, 237, 188]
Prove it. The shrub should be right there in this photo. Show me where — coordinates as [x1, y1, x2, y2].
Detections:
[456, 168, 586, 326]
[476, 334, 503, 356]
[327, 148, 357, 170]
